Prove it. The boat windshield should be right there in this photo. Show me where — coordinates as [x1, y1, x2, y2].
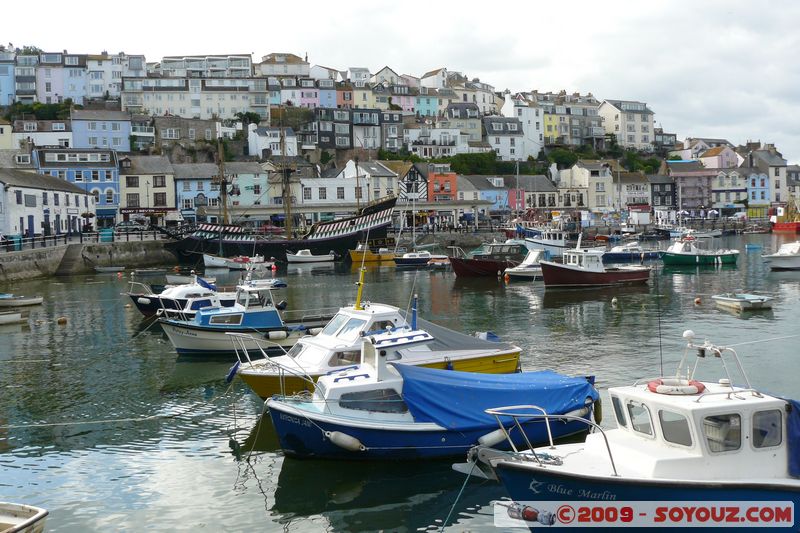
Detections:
[320, 313, 349, 336]
[337, 317, 368, 342]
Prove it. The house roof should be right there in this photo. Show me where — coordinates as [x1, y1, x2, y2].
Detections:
[665, 160, 705, 172]
[501, 174, 557, 192]
[482, 116, 523, 135]
[460, 175, 505, 190]
[618, 171, 648, 183]
[575, 159, 621, 172]
[646, 174, 673, 184]
[260, 53, 307, 65]
[0, 167, 86, 194]
[172, 163, 219, 180]
[377, 160, 413, 177]
[752, 150, 787, 166]
[603, 99, 654, 114]
[320, 167, 342, 179]
[71, 109, 131, 121]
[34, 148, 118, 169]
[445, 102, 480, 119]
[357, 160, 396, 178]
[120, 155, 174, 175]
[700, 146, 727, 157]
[254, 126, 295, 136]
[12, 119, 72, 132]
[0, 150, 33, 169]
[422, 68, 445, 78]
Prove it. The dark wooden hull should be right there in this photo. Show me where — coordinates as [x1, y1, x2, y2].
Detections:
[540, 261, 650, 287]
[450, 257, 520, 277]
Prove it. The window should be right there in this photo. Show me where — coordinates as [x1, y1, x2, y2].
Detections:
[126, 193, 140, 207]
[91, 170, 100, 181]
[339, 388, 408, 413]
[153, 175, 166, 188]
[88, 122, 97, 131]
[303, 187, 311, 200]
[205, 129, 212, 140]
[153, 192, 167, 206]
[355, 186, 363, 199]
[196, 182, 204, 191]
[163, 128, 180, 140]
[15, 190, 22, 204]
[54, 194, 59, 206]
[188, 128, 196, 140]
[210, 313, 243, 325]
[112, 122, 120, 131]
[659, 410, 692, 446]
[105, 190, 114, 204]
[611, 396, 626, 427]
[318, 187, 327, 200]
[627, 402, 653, 435]
[126, 176, 139, 187]
[703, 414, 741, 452]
[337, 187, 345, 200]
[88, 136, 98, 146]
[753, 410, 782, 448]
[182, 198, 194, 209]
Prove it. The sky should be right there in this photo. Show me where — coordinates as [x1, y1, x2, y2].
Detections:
[6, 0, 800, 162]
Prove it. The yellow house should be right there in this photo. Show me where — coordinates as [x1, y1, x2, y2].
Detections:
[0, 118, 13, 149]
[353, 83, 375, 109]
[543, 113, 559, 144]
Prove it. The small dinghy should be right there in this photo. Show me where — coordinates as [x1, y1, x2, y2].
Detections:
[0, 294, 44, 308]
[0, 502, 48, 533]
[712, 292, 774, 311]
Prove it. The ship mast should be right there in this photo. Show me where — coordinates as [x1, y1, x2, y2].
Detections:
[216, 137, 229, 225]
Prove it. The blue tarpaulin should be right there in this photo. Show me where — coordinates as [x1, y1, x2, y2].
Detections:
[787, 399, 800, 478]
[393, 364, 598, 431]
[196, 276, 217, 291]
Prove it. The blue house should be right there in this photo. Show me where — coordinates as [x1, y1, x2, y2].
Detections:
[0, 51, 15, 105]
[33, 147, 121, 228]
[741, 166, 771, 210]
[173, 163, 222, 224]
[318, 79, 337, 108]
[460, 175, 509, 221]
[71, 109, 131, 152]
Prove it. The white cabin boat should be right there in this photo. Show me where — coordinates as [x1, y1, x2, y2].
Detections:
[712, 293, 774, 311]
[524, 228, 572, 257]
[286, 249, 335, 263]
[0, 294, 43, 308]
[762, 241, 800, 270]
[461, 330, 800, 519]
[504, 249, 547, 280]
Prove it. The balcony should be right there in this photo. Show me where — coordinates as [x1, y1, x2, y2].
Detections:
[131, 125, 155, 135]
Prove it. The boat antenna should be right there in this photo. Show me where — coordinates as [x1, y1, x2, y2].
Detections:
[354, 226, 371, 310]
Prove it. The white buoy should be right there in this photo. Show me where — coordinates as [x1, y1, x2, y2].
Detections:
[267, 330, 288, 340]
[611, 297, 618, 306]
[326, 431, 365, 452]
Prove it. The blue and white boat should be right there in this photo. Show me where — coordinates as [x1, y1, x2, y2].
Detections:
[602, 241, 664, 263]
[460, 330, 800, 525]
[267, 331, 598, 460]
[159, 278, 333, 357]
[125, 273, 236, 318]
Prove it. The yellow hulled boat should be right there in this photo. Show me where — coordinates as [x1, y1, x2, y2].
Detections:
[236, 300, 520, 400]
[348, 243, 396, 262]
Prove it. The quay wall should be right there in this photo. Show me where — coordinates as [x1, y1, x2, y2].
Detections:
[0, 241, 175, 282]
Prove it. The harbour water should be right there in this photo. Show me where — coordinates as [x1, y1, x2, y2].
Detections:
[1, 233, 799, 532]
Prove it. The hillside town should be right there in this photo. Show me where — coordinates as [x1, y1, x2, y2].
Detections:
[1, 46, 798, 238]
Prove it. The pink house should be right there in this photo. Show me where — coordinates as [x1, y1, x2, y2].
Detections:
[699, 145, 739, 169]
[298, 79, 319, 109]
[391, 86, 417, 112]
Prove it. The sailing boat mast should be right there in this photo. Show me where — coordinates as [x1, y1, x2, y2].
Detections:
[217, 137, 229, 225]
[280, 124, 293, 238]
[354, 156, 361, 211]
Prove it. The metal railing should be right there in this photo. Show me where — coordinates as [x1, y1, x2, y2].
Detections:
[0, 229, 166, 253]
[483, 404, 618, 476]
[227, 332, 317, 397]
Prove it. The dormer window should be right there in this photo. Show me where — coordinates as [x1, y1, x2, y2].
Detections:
[15, 154, 31, 164]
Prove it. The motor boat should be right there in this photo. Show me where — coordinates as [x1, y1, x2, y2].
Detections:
[762, 241, 800, 270]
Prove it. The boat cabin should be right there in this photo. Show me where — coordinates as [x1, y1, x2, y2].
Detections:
[561, 248, 606, 272]
[598, 333, 793, 480]
[189, 279, 288, 328]
[312, 331, 433, 419]
[471, 241, 527, 259]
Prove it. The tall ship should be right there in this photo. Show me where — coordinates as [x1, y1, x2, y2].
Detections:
[165, 196, 397, 264]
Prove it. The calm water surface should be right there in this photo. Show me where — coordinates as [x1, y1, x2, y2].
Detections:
[1, 233, 799, 532]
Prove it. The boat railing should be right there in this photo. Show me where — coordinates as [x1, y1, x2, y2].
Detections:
[281, 307, 339, 323]
[483, 404, 618, 476]
[446, 245, 467, 259]
[125, 280, 155, 296]
[227, 332, 317, 395]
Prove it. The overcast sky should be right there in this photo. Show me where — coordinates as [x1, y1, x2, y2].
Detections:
[7, 0, 800, 161]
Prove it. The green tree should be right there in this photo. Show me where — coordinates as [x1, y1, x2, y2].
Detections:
[547, 148, 579, 169]
[667, 154, 683, 161]
[234, 111, 262, 127]
[319, 150, 333, 165]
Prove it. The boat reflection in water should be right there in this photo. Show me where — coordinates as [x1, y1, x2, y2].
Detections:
[541, 284, 650, 309]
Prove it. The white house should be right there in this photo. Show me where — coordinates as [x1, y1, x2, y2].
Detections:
[320, 160, 397, 201]
[248, 124, 298, 159]
[13, 119, 73, 149]
[404, 125, 469, 159]
[598, 99, 655, 151]
[0, 167, 96, 237]
[501, 93, 544, 160]
[482, 116, 524, 161]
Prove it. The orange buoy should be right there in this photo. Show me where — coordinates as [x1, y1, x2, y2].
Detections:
[56, 316, 68, 325]
[504, 273, 510, 283]
[694, 297, 702, 305]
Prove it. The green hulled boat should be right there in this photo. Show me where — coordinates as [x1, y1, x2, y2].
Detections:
[662, 238, 739, 265]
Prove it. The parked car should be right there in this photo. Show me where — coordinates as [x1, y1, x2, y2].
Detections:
[114, 221, 149, 233]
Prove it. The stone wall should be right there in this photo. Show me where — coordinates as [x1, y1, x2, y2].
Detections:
[0, 241, 175, 282]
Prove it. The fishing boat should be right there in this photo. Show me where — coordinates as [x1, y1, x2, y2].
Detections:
[266, 332, 598, 460]
[459, 331, 800, 523]
[449, 241, 528, 277]
[0, 310, 29, 325]
[167, 196, 397, 264]
[504, 249, 547, 280]
[393, 250, 448, 267]
[602, 241, 664, 263]
[124, 274, 235, 318]
[0, 502, 48, 533]
[762, 241, 800, 270]
[683, 228, 723, 239]
[712, 293, 774, 311]
[772, 199, 800, 233]
[540, 239, 650, 288]
[233, 291, 522, 400]
[662, 238, 739, 266]
[524, 227, 573, 257]
[159, 278, 334, 357]
[348, 242, 395, 262]
[0, 294, 43, 307]
[286, 249, 336, 263]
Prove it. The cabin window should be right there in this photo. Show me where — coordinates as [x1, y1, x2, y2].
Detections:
[365, 320, 396, 335]
[320, 313, 348, 336]
[703, 414, 741, 453]
[659, 410, 692, 446]
[328, 350, 360, 367]
[337, 318, 367, 342]
[752, 410, 782, 449]
[286, 342, 305, 358]
[339, 388, 408, 413]
[209, 313, 243, 325]
[189, 299, 213, 310]
[611, 396, 627, 427]
[627, 402, 653, 436]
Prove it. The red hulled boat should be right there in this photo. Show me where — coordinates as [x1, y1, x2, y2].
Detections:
[449, 241, 528, 277]
[540, 243, 650, 287]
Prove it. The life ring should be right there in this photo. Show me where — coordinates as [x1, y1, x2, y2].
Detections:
[647, 378, 706, 395]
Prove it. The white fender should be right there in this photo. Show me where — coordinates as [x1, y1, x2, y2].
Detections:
[326, 431, 365, 452]
[137, 297, 151, 305]
[267, 330, 288, 340]
[307, 327, 323, 335]
[477, 428, 508, 447]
